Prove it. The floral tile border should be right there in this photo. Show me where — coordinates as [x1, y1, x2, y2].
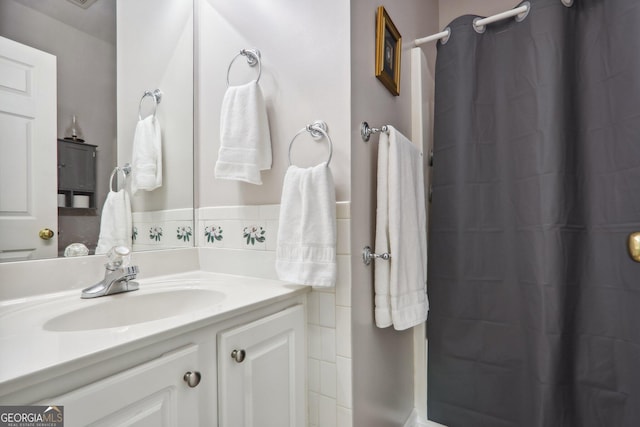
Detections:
[197, 202, 350, 254]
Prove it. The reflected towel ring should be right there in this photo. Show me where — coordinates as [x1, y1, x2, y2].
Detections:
[288, 120, 333, 167]
[226, 49, 262, 87]
[109, 164, 131, 192]
[138, 89, 162, 120]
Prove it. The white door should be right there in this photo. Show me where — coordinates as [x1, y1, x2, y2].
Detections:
[0, 36, 57, 261]
[218, 305, 306, 427]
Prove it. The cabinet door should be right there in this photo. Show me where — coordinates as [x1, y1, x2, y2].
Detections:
[218, 305, 305, 427]
[58, 141, 96, 191]
[42, 345, 200, 427]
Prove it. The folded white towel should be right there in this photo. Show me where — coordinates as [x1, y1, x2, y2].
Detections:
[95, 189, 132, 255]
[375, 126, 429, 330]
[131, 115, 162, 195]
[276, 163, 336, 287]
[215, 80, 272, 185]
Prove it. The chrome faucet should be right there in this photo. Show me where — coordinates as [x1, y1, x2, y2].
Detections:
[81, 246, 140, 299]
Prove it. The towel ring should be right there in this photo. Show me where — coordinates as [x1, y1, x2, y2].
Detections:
[288, 120, 333, 167]
[226, 49, 262, 87]
[138, 89, 162, 120]
[109, 164, 131, 192]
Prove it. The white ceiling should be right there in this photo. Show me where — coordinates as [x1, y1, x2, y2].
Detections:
[13, 0, 116, 45]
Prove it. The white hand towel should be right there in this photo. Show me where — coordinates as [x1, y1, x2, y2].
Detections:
[276, 163, 336, 287]
[215, 80, 272, 185]
[131, 115, 162, 195]
[375, 126, 429, 330]
[95, 189, 132, 255]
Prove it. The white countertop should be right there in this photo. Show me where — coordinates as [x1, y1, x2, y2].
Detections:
[0, 271, 308, 390]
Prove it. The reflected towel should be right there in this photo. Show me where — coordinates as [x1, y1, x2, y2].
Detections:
[276, 163, 336, 287]
[215, 80, 272, 184]
[95, 189, 132, 255]
[374, 126, 428, 330]
[131, 115, 162, 195]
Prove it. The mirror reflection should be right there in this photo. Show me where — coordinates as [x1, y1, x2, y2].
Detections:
[0, 0, 194, 262]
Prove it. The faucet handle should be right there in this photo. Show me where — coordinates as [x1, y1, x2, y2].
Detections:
[105, 246, 131, 270]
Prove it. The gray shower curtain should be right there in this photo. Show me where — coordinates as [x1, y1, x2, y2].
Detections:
[427, 0, 640, 426]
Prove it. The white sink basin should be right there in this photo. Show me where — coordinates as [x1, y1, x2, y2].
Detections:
[43, 288, 225, 332]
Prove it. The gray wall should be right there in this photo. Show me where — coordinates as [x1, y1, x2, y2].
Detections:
[439, 0, 519, 27]
[0, 0, 116, 254]
[350, 1, 439, 425]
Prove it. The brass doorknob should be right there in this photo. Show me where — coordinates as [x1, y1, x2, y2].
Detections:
[39, 228, 55, 240]
[628, 232, 640, 262]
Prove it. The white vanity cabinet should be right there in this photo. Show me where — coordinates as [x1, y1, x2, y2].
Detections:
[0, 294, 307, 427]
[217, 304, 305, 427]
[43, 344, 201, 426]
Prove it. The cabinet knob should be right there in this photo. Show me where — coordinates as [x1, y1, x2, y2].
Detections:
[39, 228, 55, 240]
[231, 349, 246, 363]
[183, 371, 201, 388]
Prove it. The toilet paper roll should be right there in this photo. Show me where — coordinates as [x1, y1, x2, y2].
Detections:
[73, 195, 90, 208]
[57, 194, 66, 207]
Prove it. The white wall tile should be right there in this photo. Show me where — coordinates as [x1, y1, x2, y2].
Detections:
[265, 220, 279, 251]
[337, 406, 353, 427]
[320, 361, 337, 399]
[319, 293, 336, 328]
[336, 255, 351, 307]
[198, 248, 278, 280]
[308, 325, 322, 360]
[309, 357, 320, 393]
[259, 204, 280, 220]
[201, 222, 225, 248]
[319, 395, 337, 427]
[309, 391, 319, 427]
[336, 219, 351, 255]
[199, 205, 260, 221]
[336, 306, 351, 358]
[336, 356, 352, 409]
[308, 291, 320, 326]
[321, 327, 336, 363]
[336, 202, 351, 220]
[240, 222, 267, 251]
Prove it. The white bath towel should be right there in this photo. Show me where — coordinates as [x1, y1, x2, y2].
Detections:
[375, 126, 429, 330]
[131, 115, 162, 195]
[95, 189, 132, 255]
[276, 163, 336, 287]
[215, 80, 272, 185]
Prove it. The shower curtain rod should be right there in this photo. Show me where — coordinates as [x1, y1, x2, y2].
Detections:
[414, 3, 530, 47]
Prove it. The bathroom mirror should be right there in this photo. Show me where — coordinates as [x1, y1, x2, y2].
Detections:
[0, 0, 194, 262]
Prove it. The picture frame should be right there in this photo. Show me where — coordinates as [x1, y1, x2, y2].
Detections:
[375, 6, 402, 96]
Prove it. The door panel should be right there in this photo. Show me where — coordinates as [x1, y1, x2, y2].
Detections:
[0, 36, 57, 261]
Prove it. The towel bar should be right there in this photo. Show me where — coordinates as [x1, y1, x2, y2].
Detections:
[288, 120, 333, 167]
[138, 89, 162, 120]
[109, 164, 131, 192]
[362, 246, 391, 266]
[226, 48, 262, 86]
[361, 121, 389, 142]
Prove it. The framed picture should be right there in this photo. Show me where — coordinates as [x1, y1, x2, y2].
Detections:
[375, 6, 402, 96]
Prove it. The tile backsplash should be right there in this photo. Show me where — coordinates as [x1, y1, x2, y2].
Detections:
[131, 208, 193, 251]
